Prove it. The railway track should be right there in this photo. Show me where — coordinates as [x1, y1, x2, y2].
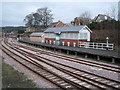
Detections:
[13, 39, 120, 73]
[2, 40, 88, 89]
[3, 38, 120, 89]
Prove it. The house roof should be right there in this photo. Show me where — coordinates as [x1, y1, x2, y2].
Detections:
[49, 22, 58, 26]
[30, 32, 44, 36]
[77, 17, 91, 21]
[9, 35, 17, 37]
[93, 14, 113, 22]
[44, 25, 92, 33]
[65, 23, 73, 26]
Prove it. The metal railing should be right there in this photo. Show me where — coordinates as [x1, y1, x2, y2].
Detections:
[79, 42, 114, 50]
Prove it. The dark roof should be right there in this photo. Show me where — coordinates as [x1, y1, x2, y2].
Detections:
[44, 25, 92, 33]
[93, 14, 113, 22]
[77, 17, 91, 21]
[65, 23, 73, 26]
[30, 32, 44, 36]
[9, 35, 17, 37]
[49, 22, 58, 26]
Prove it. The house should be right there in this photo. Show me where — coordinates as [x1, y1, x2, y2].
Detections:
[9, 34, 17, 39]
[49, 20, 69, 27]
[29, 32, 44, 43]
[44, 25, 92, 47]
[25, 26, 46, 32]
[93, 14, 113, 22]
[71, 17, 81, 26]
[25, 27, 36, 32]
[71, 17, 91, 25]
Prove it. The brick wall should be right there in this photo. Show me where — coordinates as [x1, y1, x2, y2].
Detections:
[45, 38, 88, 47]
[45, 38, 56, 44]
[30, 36, 45, 43]
[54, 21, 64, 27]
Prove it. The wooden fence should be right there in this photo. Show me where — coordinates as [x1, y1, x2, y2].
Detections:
[79, 42, 114, 50]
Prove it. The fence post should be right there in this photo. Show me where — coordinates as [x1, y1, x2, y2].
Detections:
[93, 42, 94, 48]
[102, 43, 103, 49]
[112, 58, 115, 63]
[85, 54, 88, 58]
[97, 56, 100, 60]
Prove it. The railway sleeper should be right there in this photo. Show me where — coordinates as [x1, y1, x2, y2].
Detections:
[75, 72, 86, 75]
[56, 81, 65, 84]
[69, 78, 78, 81]
[60, 83, 68, 86]
[95, 78, 103, 81]
[63, 75, 69, 77]
[114, 84, 120, 88]
[65, 76, 73, 79]
[52, 79, 60, 81]
[85, 75, 93, 78]
[107, 82, 118, 86]
[73, 80, 82, 83]
[46, 75, 54, 78]
[89, 77, 98, 79]
[101, 80, 110, 83]
[78, 82, 95, 89]
[65, 85, 72, 88]
[49, 77, 57, 80]
[81, 74, 89, 76]
[88, 81, 107, 89]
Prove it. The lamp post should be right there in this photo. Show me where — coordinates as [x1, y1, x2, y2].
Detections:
[106, 37, 109, 50]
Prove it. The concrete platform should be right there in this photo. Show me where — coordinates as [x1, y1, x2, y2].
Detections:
[19, 39, 120, 62]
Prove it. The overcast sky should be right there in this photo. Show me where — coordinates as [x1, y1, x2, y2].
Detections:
[1, 0, 119, 27]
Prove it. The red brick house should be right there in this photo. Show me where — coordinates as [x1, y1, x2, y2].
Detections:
[71, 17, 81, 26]
[50, 20, 69, 27]
[71, 17, 92, 25]
[44, 25, 92, 47]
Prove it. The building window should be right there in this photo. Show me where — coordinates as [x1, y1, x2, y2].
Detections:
[80, 33, 87, 39]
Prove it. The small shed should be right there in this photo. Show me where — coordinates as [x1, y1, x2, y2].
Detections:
[29, 32, 44, 43]
[9, 34, 17, 39]
[44, 25, 92, 47]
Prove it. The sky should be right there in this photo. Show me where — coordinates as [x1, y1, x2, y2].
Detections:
[1, 0, 119, 27]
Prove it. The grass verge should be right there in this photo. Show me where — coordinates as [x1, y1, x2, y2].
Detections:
[2, 59, 38, 88]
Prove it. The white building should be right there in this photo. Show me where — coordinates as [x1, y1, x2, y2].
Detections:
[44, 25, 92, 46]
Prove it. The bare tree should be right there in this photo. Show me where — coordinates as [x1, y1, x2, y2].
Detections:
[32, 13, 42, 27]
[37, 7, 53, 27]
[24, 7, 53, 27]
[79, 11, 91, 25]
[105, 4, 118, 20]
[23, 13, 34, 27]
[80, 11, 91, 18]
